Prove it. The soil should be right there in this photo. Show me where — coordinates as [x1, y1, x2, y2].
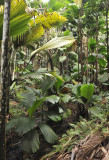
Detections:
[6, 102, 81, 160]
[6, 120, 70, 160]
[6, 101, 106, 160]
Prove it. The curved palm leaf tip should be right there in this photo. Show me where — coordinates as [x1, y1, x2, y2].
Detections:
[10, 0, 32, 37]
[30, 35, 75, 59]
[0, 0, 32, 40]
[0, 0, 67, 46]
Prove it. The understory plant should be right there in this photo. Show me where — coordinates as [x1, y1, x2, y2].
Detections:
[6, 69, 72, 153]
[41, 97, 109, 160]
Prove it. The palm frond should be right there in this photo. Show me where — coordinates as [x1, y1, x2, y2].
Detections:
[10, 13, 30, 37]
[29, 11, 67, 29]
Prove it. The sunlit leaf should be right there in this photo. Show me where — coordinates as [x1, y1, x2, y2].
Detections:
[46, 95, 60, 104]
[59, 56, 67, 63]
[80, 84, 94, 102]
[98, 73, 109, 83]
[30, 36, 75, 59]
[61, 94, 71, 103]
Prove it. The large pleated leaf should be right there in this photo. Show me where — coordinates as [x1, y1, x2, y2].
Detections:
[0, 1, 67, 45]
[46, 95, 60, 104]
[47, 112, 62, 122]
[6, 117, 36, 134]
[24, 25, 44, 44]
[21, 91, 36, 109]
[80, 84, 95, 102]
[30, 36, 75, 59]
[18, 12, 67, 45]
[22, 129, 39, 153]
[28, 97, 46, 117]
[41, 75, 56, 95]
[61, 94, 71, 103]
[39, 123, 58, 143]
[53, 73, 64, 91]
[29, 11, 66, 28]
[0, 0, 31, 40]
[10, 13, 30, 37]
[10, 0, 27, 20]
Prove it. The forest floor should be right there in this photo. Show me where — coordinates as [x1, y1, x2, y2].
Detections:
[6, 101, 109, 160]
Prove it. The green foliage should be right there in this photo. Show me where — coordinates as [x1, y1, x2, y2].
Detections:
[47, 112, 62, 121]
[98, 58, 106, 67]
[61, 94, 71, 103]
[80, 84, 94, 102]
[0, 0, 4, 5]
[88, 38, 97, 52]
[7, 71, 69, 153]
[39, 123, 58, 143]
[42, 104, 109, 160]
[28, 97, 46, 117]
[98, 73, 109, 83]
[46, 95, 60, 104]
[47, 0, 69, 11]
[53, 73, 64, 91]
[0, 1, 67, 44]
[63, 29, 70, 36]
[88, 55, 96, 63]
[6, 117, 36, 134]
[22, 129, 39, 153]
[41, 76, 56, 95]
[30, 36, 75, 59]
[62, 108, 71, 118]
[59, 56, 67, 63]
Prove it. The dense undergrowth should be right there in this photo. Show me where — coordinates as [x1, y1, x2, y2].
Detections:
[0, 0, 109, 159]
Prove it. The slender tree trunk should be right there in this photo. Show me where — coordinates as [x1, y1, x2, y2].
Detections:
[106, 1, 109, 74]
[47, 50, 54, 70]
[79, 6, 83, 83]
[0, 0, 10, 160]
[86, 34, 88, 83]
[95, 14, 99, 86]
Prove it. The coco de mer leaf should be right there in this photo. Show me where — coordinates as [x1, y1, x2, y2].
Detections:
[6, 117, 36, 134]
[22, 129, 39, 153]
[39, 123, 58, 143]
[28, 97, 46, 117]
[30, 35, 75, 59]
[46, 95, 60, 104]
[80, 84, 95, 102]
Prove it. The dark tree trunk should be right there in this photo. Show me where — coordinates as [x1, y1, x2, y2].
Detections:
[47, 50, 54, 70]
[79, 6, 83, 83]
[95, 14, 99, 86]
[106, 1, 109, 74]
[0, 0, 10, 160]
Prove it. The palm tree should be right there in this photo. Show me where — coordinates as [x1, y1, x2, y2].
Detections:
[0, 0, 10, 159]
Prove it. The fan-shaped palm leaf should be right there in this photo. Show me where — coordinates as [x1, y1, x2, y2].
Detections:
[0, 0, 67, 45]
